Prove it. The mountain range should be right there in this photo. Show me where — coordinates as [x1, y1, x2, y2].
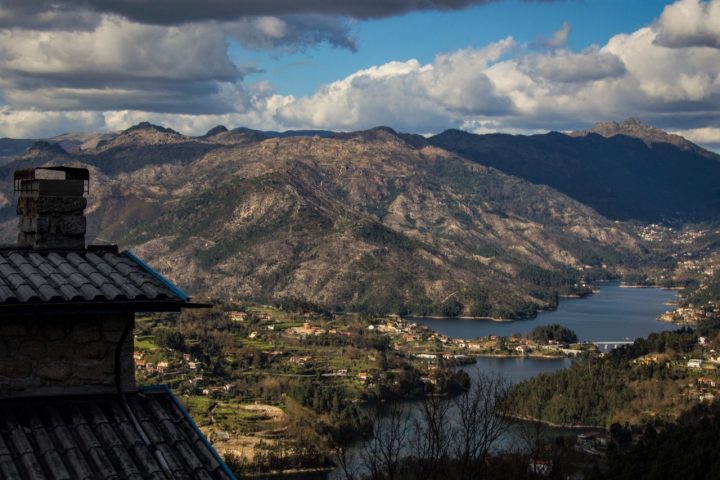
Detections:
[0, 119, 717, 317]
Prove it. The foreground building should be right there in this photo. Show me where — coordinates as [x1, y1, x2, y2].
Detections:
[0, 167, 235, 479]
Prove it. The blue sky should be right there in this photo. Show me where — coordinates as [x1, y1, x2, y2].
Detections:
[0, 0, 719, 150]
[238, 0, 675, 97]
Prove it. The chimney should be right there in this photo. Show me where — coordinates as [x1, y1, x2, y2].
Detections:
[14, 167, 89, 250]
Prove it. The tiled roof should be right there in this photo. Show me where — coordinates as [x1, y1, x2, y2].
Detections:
[0, 387, 235, 480]
[0, 247, 188, 308]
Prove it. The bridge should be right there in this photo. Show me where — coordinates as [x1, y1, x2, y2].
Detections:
[592, 341, 635, 350]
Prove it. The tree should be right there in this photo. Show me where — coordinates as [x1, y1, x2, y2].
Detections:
[452, 371, 515, 480]
[411, 393, 452, 480]
[361, 401, 412, 480]
[154, 326, 185, 350]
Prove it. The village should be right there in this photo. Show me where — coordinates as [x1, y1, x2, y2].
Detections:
[134, 307, 596, 399]
[129, 302, 603, 464]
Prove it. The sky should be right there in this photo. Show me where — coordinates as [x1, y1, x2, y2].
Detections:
[0, 0, 719, 150]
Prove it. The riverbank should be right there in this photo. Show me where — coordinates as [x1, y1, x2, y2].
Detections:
[509, 414, 604, 430]
[406, 314, 510, 322]
[472, 352, 568, 360]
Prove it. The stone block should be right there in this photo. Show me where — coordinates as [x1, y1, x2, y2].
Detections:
[37, 361, 72, 381]
[71, 323, 101, 343]
[45, 343, 71, 360]
[18, 216, 50, 233]
[0, 323, 27, 336]
[19, 339, 47, 360]
[78, 343, 109, 360]
[42, 322, 68, 341]
[36, 196, 87, 215]
[102, 317, 133, 342]
[50, 215, 86, 236]
[0, 360, 32, 379]
[73, 360, 114, 383]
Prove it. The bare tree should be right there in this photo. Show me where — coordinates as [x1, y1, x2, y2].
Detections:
[331, 443, 360, 480]
[411, 393, 452, 480]
[451, 371, 515, 480]
[332, 371, 516, 480]
[361, 401, 412, 480]
[513, 398, 548, 479]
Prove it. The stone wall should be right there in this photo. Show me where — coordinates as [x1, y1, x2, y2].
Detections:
[0, 313, 136, 399]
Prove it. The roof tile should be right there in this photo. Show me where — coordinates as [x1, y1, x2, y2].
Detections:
[1, 391, 233, 479]
[0, 249, 186, 307]
[40, 450, 72, 480]
[18, 452, 46, 479]
[0, 454, 22, 480]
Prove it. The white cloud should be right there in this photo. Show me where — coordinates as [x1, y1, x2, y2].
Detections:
[654, 0, 720, 48]
[275, 38, 516, 131]
[0, 107, 104, 138]
[528, 48, 626, 83]
[269, 2, 720, 142]
[673, 126, 720, 149]
[0, 12, 358, 114]
[0, 0, 719, 153]
[537, 21, 571, 49]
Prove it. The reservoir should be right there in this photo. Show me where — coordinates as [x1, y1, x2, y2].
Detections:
[325, 283, 679, 478]
[416, 281, 678, 342]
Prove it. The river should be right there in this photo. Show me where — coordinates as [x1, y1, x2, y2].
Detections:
[323, 282, 679, 479]
[415, 281, 678, 342]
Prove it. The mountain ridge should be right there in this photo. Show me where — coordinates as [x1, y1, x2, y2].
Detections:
[0, 123, 649, 317]
[429, 121, 720, 224]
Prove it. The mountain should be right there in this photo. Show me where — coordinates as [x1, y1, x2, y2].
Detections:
[48, 132, 118, 152]
[0, 138, 36, 166]
[568, 118, 702, 153]
[429, 120, 720, 224]
[0, 123, 643, 318]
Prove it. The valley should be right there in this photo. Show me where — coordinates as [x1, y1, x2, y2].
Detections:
[2, 119, 720, 478]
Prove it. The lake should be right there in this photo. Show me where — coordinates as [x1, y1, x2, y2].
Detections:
[415, 281, 678, 342]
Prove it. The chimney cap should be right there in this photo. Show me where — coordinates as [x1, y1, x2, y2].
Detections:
[14, 167, 89, 194]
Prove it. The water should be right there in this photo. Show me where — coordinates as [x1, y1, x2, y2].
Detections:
[325, 283, 678, 479]
[460, 356, 572, 384]
[415, 281, 678, 342]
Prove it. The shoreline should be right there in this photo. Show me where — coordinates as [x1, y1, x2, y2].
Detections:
[619, 284, 683, 291]
[509, 414, 604, 430]
[470, 353, 568, 360]
[405, 314, 511, 322]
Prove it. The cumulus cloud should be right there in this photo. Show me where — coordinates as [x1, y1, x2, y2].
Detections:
[0, 107, 104, 138]
[0, 16, 252, 113]
[654, 0, 720, 48]
[673, 126, 720, 151]
[0, 0, 718, 154]
[0, 0, 503, 27]
[528, 47, 626, 83]
[276, 38, 516, 132]
[536, 21, 571, 49]
[224, 15, 357, 51]
[267, 2, 720, 142]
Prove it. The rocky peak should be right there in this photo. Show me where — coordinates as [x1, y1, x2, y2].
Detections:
[203, 125, 229, 137]
[569, 118, 696, 151]
[95, 122, 187, 151]
[122, 122, 181, 136]
[335, 126, 405, 144]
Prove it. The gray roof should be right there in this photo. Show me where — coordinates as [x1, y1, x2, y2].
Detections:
[0, 387, 235, 479]
[0, 247, 189, 310]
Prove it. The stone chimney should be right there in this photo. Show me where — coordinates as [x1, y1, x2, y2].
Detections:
[15, 167, 88, 250]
